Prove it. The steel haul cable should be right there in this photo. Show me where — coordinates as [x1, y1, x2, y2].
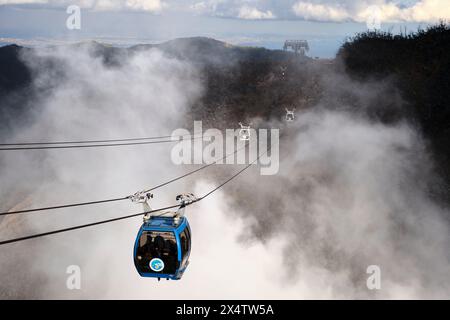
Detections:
[0, 204, 181, 246]
[142, 141, 249, 193]
[0, 141, 249, 216]
[0, 136, 204, 151]
[0, 145, 269, 246]
[0, 197, 130, 216]
[0, 132, 218, 146]
[0, 134, 179, 146]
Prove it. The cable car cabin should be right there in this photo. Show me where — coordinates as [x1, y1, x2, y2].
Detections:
[133, 215, 191, 280]
[131, 192, 196, 281]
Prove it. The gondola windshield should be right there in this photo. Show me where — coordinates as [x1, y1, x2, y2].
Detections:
[136, 231, 178, 274]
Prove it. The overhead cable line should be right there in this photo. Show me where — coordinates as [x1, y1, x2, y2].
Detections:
[0, 142, 248, 216]
[0, 204, 181, 246]
[142, 142, 249, 193]
[0, 196, 130, 216]
[0, 136, 204, 151]
[0, 145, 268, 246]
[0, 133, 198, 146]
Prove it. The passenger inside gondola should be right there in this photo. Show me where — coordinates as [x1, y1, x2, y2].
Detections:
[136, 231, 178, 274]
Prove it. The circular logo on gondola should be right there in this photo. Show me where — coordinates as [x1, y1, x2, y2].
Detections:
[149, 258, 164, 272]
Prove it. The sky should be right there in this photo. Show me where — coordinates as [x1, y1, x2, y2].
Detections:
[1, 0, 448, 57]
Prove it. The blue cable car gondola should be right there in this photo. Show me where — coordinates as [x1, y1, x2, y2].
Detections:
[131, 192, 195, 281]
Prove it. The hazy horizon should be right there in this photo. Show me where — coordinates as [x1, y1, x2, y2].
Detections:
[0, 3, 429, 58]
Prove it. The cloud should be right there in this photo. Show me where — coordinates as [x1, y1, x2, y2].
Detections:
[95, 0, 165, 12]
[237, 5, 275, 20]
[292, 0, 450, 23]
[292, 1, 350, 22]
[189, 0, 276, 19]
[189, 0, 226, 16]
[1, 0, 449, 22]
[0, 0, 166, 13]
[0, 0, 45, 4]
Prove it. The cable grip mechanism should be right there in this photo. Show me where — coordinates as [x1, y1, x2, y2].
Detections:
[130, 191, 153, 204]
[176, 193, 197, 206]
[130, 191, 153, 221]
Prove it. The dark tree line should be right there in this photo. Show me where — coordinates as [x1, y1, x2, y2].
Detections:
[338, 23, 450, 198]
